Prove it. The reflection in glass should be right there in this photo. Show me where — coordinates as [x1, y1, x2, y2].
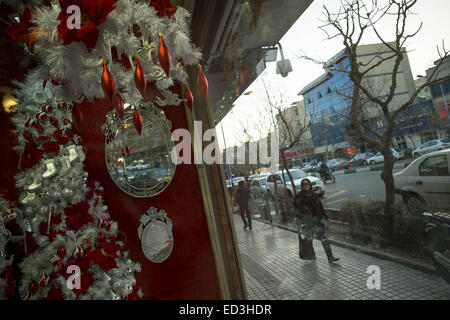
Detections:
[104, 107, 176, 197]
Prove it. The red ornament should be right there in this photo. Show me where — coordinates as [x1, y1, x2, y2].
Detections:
[121, 147, 125, 156]
[184, 82, 193, 111]
[57, 0, 118, 51]
[113, 94, 124, 119]
[158, 33, 171, 77]
[72, 105, 83, 133]
[134, 56, 147, 97]
[101, 60, 115, 105]
[133, 108, 143, 135]
[50, 117, 59, 127]
[98, 233, 106, 243]
[40, 272, 47, 287]
[29, 280, 38, 293]
[55, 260, 63, 273]
[125, 144, 130, 155]
[57, 246, 66, 259]
[150, 0, 177, 17]
[198, 64, 208, 99]
[85, 239, 92, 251]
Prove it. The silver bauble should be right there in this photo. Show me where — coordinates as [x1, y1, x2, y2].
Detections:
[62, 188, 73, 199]
[51, 190, 61, 201]
[39, 206, 49, 215]
[24, 206, 34, 216]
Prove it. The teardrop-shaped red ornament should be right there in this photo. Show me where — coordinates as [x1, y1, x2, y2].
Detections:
[158, 33, 171, 77]
[57, 247, 66, 259]
[26, 27, 38, 53]
[113, 94, 124, 119]
[101, 59, 115, 105]
[121, 147, 125, 156]
[198, 64, 208, 99]
[72, 105, 83, 133]
[133, 108, 143, 135]
[125, 144, 130, 154]
[134, 56, 147, 97]
[185, 82, 193, 111]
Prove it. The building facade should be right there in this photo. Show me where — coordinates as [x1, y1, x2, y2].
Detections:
[425, 55, 450, 140]
[276, 100, 314, 166]
[298, 42, 418, 158]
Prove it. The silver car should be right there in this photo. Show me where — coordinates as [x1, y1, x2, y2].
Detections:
[412, 139, 450, 158]
[394, 149, 450, 211]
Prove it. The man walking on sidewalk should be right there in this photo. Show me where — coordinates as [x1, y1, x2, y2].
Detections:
[235, 180, 252, 231]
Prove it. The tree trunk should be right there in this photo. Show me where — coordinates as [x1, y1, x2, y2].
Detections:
[281, 153, 297, 195]
[380, 149, 396, 220]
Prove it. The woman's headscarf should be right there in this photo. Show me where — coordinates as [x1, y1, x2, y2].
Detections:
[300, 178, 313, 193]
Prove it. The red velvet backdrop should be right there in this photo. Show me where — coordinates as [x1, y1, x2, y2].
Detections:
[75, 85, 221, 299]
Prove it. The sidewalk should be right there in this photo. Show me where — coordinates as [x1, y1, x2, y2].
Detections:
[234, 214, 450, 300]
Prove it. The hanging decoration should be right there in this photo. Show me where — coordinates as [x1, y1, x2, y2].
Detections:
[133, 108, 143, 135]
[198, 64, 208, 100]
[158, 33, 171, 78]
[101, 60, 116, 106]
[184, 83, 193, 111]
[114, 94, 125, 120]
[134, 56, 147, 97]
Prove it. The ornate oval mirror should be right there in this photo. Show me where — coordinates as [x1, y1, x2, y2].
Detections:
[138, 207, 173, 263]
[103, 105, 176, 198]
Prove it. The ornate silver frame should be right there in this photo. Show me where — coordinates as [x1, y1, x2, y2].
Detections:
[102, 104, 177, 198]
[137, 207, 173, 263]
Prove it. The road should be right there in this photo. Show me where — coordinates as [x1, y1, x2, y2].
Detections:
[322, 168, 404, 210]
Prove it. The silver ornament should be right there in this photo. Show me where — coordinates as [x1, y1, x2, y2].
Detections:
[62, 188, 73, 199]
[51, 191, 61, 201]
[24, 206, 34, 216]
[39, 206, 49, 215]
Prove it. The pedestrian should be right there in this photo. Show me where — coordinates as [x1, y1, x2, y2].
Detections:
[293, 178, 339, 263]
[235, 180, 252, 231]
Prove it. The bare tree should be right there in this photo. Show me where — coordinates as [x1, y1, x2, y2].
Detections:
[319, 0, 449, 217]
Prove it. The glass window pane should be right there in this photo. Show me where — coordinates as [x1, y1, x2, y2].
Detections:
[419, 155, 449, 176]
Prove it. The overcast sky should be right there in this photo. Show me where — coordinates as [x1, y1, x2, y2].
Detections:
[216, 0, 450, 150]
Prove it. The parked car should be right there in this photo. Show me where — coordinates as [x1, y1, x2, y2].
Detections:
[412, 139, 450, 158]
[265, 169, 325, 198]
[349, 152, 375, 166]
[394, 149, 450, 211]
[302, 162, 316, 172]
[366, 148, 405, 164]
[326, 158, 350, 170]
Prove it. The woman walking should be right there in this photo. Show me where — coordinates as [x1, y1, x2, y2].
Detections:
[294, 178, 339, 263]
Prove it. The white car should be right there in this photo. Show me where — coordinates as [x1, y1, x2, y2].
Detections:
[412, 139, 450, 158]
[394, 149, 450, 210]
[367, 148, 405, 165]
[265, 169, 325, 198]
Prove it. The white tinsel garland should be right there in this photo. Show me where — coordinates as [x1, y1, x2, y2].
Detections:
[30, 0, 202, 105]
